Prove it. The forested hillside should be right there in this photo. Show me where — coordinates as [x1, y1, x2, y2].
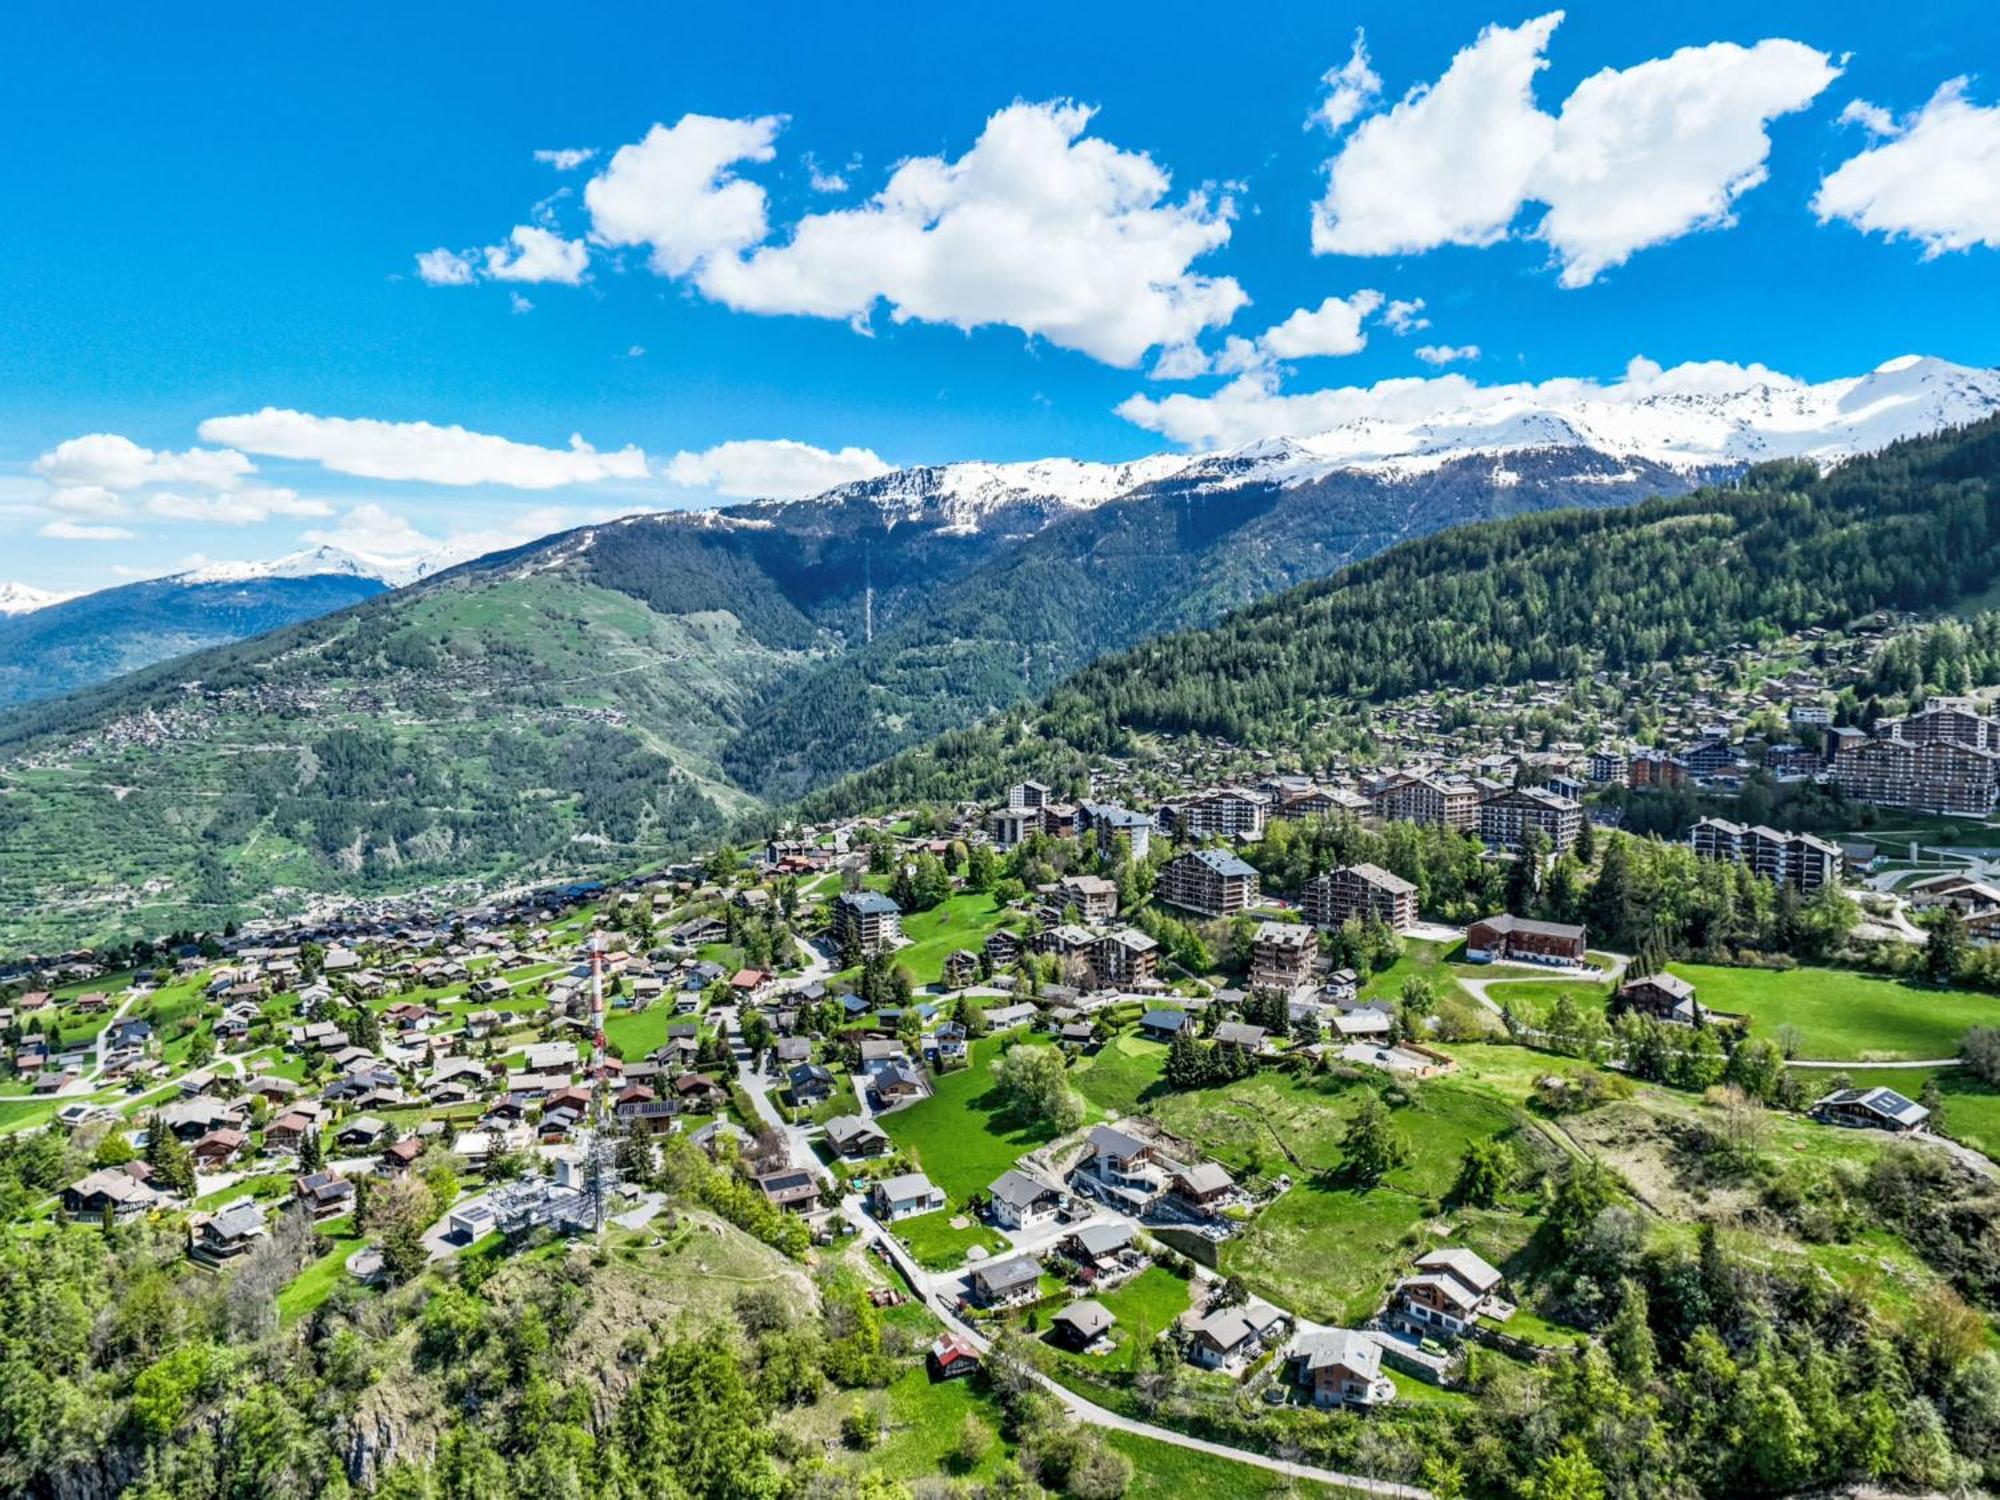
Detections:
[0, 447, 1694, 951]
[801, 417, 2000, 820]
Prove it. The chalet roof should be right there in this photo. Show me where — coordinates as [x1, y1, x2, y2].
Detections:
[1068, 1222, 1136, 1258]
[972, 1256, 1041, 1294]
[1054, 1300, 1115, 1339]
[1473, 913, 1586, 942]
[1816, 1086, 1930, 1127]
[1296, 1328, 1382, 1379]
[989, 1168, 1058, 1210]
[1179, 848, 1257, 878]
[1414, 1246, 1503, 1295]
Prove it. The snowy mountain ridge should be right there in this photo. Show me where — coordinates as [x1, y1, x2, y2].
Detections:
[0, 582, 74, 616]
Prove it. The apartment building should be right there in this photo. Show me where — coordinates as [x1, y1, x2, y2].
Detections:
[831, 890, 903, 955]
[1157, 849, 1259, 918]
[1370, 774, 1480, 832]
[1689, 817, 1841, 891]
[1166, 787, 1268, 839]
[1249, 922, 1318, 991]
[1477, 785, 1582, 855]
[1302, 863, 1418, 932]
[1628, 750, 1688, 789]
[1829, 732, 2000, 818]
[1081, 802, 1153, 861]
[1090, 928, 1160, 988]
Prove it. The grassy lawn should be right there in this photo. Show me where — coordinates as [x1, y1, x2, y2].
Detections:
[1476, 978, 1615, 1024]
[1071, 1032, 1169, 1116]
[1359, 939, 1472, 1006]
[1668, 961, 1999, 1061]
[603, 1003, 686, 1060]
[1086, 1267, 1194, 1371]
[890, 1206, 1011, 1271]
[879, 1031, 1095, 1201]
[887, 891, 1023, 987]
[1140, 1070, 1536, 1324]
[277, 1217, 365, 1326]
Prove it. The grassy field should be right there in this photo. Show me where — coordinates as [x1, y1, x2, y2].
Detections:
[1358, 939, 1473, 1006]
[1477, 977, 1616, 1023]
[276, 1217, 365, 1326]
[1082, 1266, 1194, 1372]
[1071, 1032, 1169, 1116]
[885, 891, 1022, 987]
[879, 1031, 1096, 1201]
[1129, 1066, 1538, 1324]
[890, 1206, 1012, 1270]
[1668, 961, 1999, 1060]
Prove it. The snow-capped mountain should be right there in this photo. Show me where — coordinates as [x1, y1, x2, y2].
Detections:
[741, 354, 2000, 529]
[177, 543, 440, 589]
[0, 582, 74, 616]
[1174, 354, 2000, 488]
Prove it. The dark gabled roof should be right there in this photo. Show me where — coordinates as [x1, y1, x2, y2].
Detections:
[1473, 913, 1585, 941]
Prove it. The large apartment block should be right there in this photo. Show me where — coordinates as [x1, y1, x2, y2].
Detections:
[1165, 788, 1268, 840]
[1370, 774, 1480, 832]
[1248, 921, 1318, 990]
[1477, 785, 1582, 855]
[1689, 817, 1841, 891]
[1829, 726, 2000, 817]
[1302, 863, 1418, 932]
[1157, 849, 1259, 918]
[831, 890, 902, 955]
[1896, 697, 1999, 750]
[1081, 803, 1153, 862]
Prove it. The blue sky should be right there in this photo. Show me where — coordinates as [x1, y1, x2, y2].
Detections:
[2, 0, 1997, 591]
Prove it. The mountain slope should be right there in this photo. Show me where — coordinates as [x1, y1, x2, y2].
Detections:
[0, 564, 391, 707]
[0, 359, 1994, 951]
[723, 446, 1716, 798]
[800, 416, 2000, 819]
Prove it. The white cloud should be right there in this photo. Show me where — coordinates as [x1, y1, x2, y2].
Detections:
[483, 224, 589, 285]
[39, 519, 134, 542]
[197, 409, 648, 489]
[510, 292, 535, 315]
[1148, 343, 1213, 381]
[143, 487, 334, 526]
[1414, 343, 1480, 365]
[688, 101, 1245, 367]
[1151, 290, 1385, 380]
[415, 247, 476, 286]
[626, 344, 647, 358]
[33, 433, 253, 491]
[584, 113, 784, 276]
[1532, 38, 1840, 286]
[1382, 298, 1430, 335]
[1814, 79, 2000, 255]
[1312, 30, 1382, 134]
[533, 147, 596, 171]
[1312, 14, 1560, 257]
[1311, 14, 1839, 285]
[1260, 290, 1385, 359]
[664, 439, 892, 499]
[1117, 353, 1798, 450]
[46, 485, 126, 518]
[804, 153, 850, 193]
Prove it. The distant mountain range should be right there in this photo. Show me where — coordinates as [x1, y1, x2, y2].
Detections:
[0, 355, 1994, 950]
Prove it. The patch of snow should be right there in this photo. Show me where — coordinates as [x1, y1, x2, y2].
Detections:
[0, 581, 75, 615]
